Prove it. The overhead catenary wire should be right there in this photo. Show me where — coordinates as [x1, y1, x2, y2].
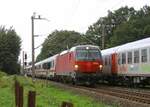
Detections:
[80, 35, 97, 45]
[34, 33, 58, 50]
[34, 0, 126, 52]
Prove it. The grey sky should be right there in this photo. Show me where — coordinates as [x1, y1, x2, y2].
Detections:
[0, 0, 149, 62]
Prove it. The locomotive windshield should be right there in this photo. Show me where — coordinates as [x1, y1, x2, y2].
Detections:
[76, 48, 102, 61]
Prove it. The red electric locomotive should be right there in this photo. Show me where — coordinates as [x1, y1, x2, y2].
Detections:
[55, 45, 103, 85]
[26, 45, 103, 85]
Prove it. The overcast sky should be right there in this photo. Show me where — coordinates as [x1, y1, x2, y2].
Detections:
[0, 0, 149, 62]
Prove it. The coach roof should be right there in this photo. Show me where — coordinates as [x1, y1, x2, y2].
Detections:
[102, 37, 150, 55]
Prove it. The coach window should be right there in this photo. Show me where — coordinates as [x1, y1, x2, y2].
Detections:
[43, 63, 47, 69]
[141, 49, 147, 63]
[47, 62, 51, 69]
[51, 61, 54, 68]
[127, 52, 132, 64]
[134, 50, 139, 63]
[118, 54, 121, 65]
[122, 53, 126, 64]
[42, 64, 44, 69]
[108, 56, 111, 65]
[105, 57, 107, 65]
[149, 48, 150, 62]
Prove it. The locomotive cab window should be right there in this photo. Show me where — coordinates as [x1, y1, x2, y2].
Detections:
[134, 50, 139, 63]
[76, 48, 102, 61]
[127, 52, 132, 64]
[141, 49, 147, 63]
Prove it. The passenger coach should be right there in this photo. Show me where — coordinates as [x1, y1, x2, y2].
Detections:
[102, 37, 150, 86]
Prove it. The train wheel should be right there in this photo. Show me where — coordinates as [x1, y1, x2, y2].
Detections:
[72, 78, 77, 85]
[127, 77, 134, 87]
[89, 81, 96, 87]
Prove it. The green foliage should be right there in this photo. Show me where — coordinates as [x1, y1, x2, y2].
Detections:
[0, 70, 7, 77]
[0, 73, 18, 106]
[0, 26, 21, 74]
[86, 6, 136, 48]
[109, 9, 150, 47]
[36, 30, 91, 61]
[86, 5, 150, 49]
[143, 25, 150, 35]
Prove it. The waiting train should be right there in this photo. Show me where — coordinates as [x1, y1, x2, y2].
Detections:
[26, 45, 103, 85]
[101, 37, 150, 86]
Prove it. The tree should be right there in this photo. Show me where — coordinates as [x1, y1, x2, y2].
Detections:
[86, 5, 150, 48]
[0, 26, 21, 74]
[109, 13, 150, 47]
[36, 30, 91, 61]
[86, 6, 136, 48]
[109, 22, 140, 47]
[143, 25, 150, 36]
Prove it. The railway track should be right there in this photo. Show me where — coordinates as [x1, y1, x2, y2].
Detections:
[98, 86, 150, 99]
[38, 79, 150, 106]
[75, 85, 150, 104]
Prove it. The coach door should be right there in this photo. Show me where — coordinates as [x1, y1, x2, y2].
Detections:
[111, 53, 118, 74]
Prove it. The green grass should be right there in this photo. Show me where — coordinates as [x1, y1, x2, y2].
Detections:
[0, 71, 15, 107]
[0, 71, 116, 107]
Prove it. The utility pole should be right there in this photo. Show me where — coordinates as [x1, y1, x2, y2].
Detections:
[31, 14, 35, 80]
[31, 13, 49, 81]
[24, 53, 27, 76]
[22, 51, 24, 75]
[102, 24, 105, 50]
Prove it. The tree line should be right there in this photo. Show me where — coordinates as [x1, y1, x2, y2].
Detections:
[0, 27, 21, 74]
[37, 5, 150, 62]
[86, 5, 150, 48]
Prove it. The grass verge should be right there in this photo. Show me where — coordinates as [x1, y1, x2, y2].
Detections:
[0, 71, 115, 107]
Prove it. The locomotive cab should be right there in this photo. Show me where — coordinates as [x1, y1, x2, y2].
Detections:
[74, 46, 103, 73]
[71, 45, 103, 85]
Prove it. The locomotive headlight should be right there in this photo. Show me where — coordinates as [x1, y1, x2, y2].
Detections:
[74, 64, 79, 70]
[86, 47, 89, 50]
[99, 65, 103, 70]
